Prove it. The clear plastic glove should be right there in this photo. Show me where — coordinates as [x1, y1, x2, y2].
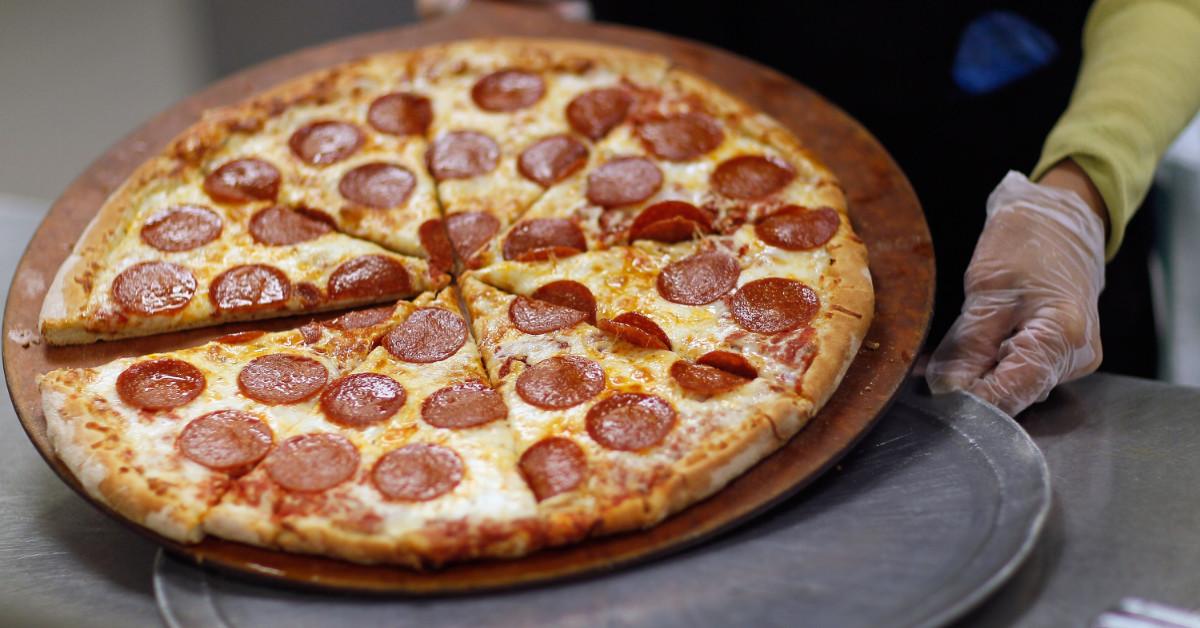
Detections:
[926, 170, 1106, 416]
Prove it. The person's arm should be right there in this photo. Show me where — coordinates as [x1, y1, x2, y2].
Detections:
[927, 0, 1200, 415]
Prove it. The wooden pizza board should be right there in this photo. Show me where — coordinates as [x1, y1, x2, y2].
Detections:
[2, 2, 934, 593]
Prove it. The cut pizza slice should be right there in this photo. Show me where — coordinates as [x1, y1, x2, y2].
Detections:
[460, 276, 812, 543]
[37, 302, 404, 543]
[410, 39, 670, 269]
[39, 185, 447, 345]
[204, 289, 539, 567]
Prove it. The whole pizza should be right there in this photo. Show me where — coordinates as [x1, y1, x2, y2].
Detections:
[36, 39, 873, 567]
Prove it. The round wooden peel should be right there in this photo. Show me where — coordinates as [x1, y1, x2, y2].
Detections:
[2, 2, 934, 593]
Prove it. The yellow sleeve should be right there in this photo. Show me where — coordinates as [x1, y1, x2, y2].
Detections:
[1031, 0, 1200, 260]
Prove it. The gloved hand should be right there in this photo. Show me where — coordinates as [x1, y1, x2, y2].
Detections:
[926, 170, 1107, 416]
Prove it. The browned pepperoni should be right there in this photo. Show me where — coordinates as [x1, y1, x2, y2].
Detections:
[266, 433, 359, 492]
[755, 206, 840, 250]
[384, 307, 467, 363]
[327, 255, 412, 301]
[248, 205, 333, 246]
[669, 360, 751, 395]
[333, 304, 396, 330]
[656, 249, 740, 305]
[338, 163, 416, 209]
[210, 264, 291, 312]
[214, 330, 265, 345]
[697, 350, 758, 379]
[586, 157, 663, 207]
[289, 120, 364, 165]
[296, 282, 323, 307]
[421, 380, 507, 429]
[140, 205, 222, 252]
[518, 135, 588, 187]
[178, 410, 272, 473]
[320, 372, 406, 427]
[566, 88, 632, 140]
[502, 218, 586, 261]
[516, 355, 605, 410]
[509, 296, 588, 334]
[116, 358, 206, 410]
[112, 262, 197, 316]
[712, 155, 795, 200]
[418, 219, 455, 273]
[427, 131, 500, 181]
[730, 278, 820, 333]
[636, 113, 723, 161]
[531, 280, 596, 325]
[628, 200, 714, 243]
[445, 211, 500, 265]
[597, 312, 671, 350]
[519, 437, 587, 501]
[237, 354, 328, 405]
[203, 158, 280, 204]
[585, 393, 676, 451]
[372, 443, 463, 501]
[299, 321, 322, 344]
[367, 92, 432, 136]
[472, 70, 544, 111]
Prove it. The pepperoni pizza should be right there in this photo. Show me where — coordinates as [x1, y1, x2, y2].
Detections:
[37, 39, 873, 567]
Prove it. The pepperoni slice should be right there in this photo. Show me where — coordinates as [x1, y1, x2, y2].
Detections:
[289, 120, 364, 165]
[427, 131, 500, 181]
[327, 255, 412, 301]
[509, 296, 588, 334]
[367, 92, 432, 136]
[422, 380, 507, 429]
[531, 280, 596, 325]
[636, 113, 723, 161]
[730, 278, 820, 333]
[628, 200, 714, 243]
[597, 312, 671, 350]
[566, 88, 633, 140]
[215, 330, 265, 344]
[320, 373, 406, 427]
[585, 393, 676, 451]
[697, 350, 758, 379]
[372, 443, 463, 501]
[755, 206, 840, 250]
[519, 437, 587, 501]
[266, 433, 359, 492]
[669, 360, 751, 395]
[140, 205, 222, 252]
[299, 321, 323, 345]
[112, 261, 197, 316]
[333, 304, 395, 330]
[656, 249, 740, 305]
[210, 264, 291, 312]
[518, 135, 588, 187]
[338, 163, 416, 209]
[446, 211, 500, 264]
[472, 70, 544, 111]
[116, 358, 205, 410]
[418, 219, 455, 273]
[237, 354, 328, 405]
[502, 218, 586, 261]
[586, 157, 663, 207]
[516, 355, 605, 410]
[248, 205, 333, 246]
[203, 158, 280, 204]
[712, 155, 795, 200]
[178, 410, 272, 473]
[296, 282, 323, 307]
[384, 307, 467, 363]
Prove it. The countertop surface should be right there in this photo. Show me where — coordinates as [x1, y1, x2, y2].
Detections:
[2, 201, 1198, 627]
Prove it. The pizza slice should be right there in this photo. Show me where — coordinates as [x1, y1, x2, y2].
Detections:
[204, 289, 539, 567]
[37, 302, 404, 543]
[460, 276, 810, 543]
[411, 39, 670, 269]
